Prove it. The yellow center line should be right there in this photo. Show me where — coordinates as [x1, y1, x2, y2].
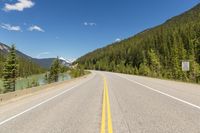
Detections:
[100, 79, 106, 133]
[100, 76, 113, 133]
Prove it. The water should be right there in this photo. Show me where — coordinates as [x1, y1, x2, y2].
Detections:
[0, 73, 71, 92]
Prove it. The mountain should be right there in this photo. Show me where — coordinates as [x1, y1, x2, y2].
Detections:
[59, 57, 72, 66]
[76, 3, 200, 83]
[0, 43, 72, 70]
[32, 58, 56, 69]
[0, 43, 10, 54]
[32, 57, 71, 69]
[0, 43, 45, 78]
[0, 42, 50, 68]
[0, 42, 33, 59]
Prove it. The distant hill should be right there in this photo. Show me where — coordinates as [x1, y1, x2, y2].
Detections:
[0, 43, 72, 70]
[0, 42, 33, 59]
[77, 3, 200, 83]
[32, 58, 56, 69]
[0, 43, 45, 77]
[33, 58, 71, 69]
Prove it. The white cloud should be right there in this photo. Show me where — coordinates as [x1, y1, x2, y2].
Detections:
[0, 23, 21, 31]
[28, 25, 45, 32]
[37, 52, 50, 58]
[83, 22, 96, 26]
[115, 38, 121, 42]
[3, 0, 35, 12]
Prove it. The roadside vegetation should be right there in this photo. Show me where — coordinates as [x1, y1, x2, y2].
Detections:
[69, 66, 86, 78]
[45, 58, 87, 81]
[3, 45, 18, 93]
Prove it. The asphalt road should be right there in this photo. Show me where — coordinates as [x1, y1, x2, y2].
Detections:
[0, 71, 200, 133]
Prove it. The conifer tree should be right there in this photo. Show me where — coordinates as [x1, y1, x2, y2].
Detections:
[3, 45, 18, 93]
[139, 57, 150, 76]
[147, 49, 161, 77]
[48, 57, 60, 83]
[188, 39, 200, 82]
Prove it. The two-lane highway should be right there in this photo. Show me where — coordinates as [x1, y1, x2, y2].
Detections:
[0, 71, 200, 133]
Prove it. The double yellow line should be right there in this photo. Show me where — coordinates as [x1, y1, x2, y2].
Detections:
[101, 77, 113, 133]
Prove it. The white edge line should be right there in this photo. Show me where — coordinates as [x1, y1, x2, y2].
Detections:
[116, 74, 200, 110]
[0, 74, 95, 126]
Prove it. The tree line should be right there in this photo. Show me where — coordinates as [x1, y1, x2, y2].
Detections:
[76, 4, 200, 83]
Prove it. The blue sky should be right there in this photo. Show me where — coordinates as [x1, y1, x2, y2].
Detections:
[0, 0, 199, 60]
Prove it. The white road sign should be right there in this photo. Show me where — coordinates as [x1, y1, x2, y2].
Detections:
[182, 61, 190, 71]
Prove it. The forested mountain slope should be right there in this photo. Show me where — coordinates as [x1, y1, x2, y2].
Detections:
[77, 3, 200, 82]
[0, 43, 45, 78]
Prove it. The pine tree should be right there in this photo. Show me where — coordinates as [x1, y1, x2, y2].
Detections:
[188, 39, 200, 82]
[48, 57, 60, 83]
[139, 57, 150, 76]
[147, 49, 161, 77]
[171, 35, 181, 79]
[3, 45, 18, 93]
